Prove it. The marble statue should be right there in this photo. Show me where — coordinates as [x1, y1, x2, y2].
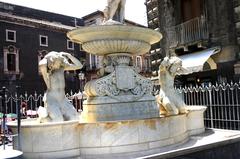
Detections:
[38, 51, 83, 122]
[103, 0, 126, 23]
[156, 56, 188, 116]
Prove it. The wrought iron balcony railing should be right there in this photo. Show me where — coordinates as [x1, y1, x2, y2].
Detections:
[166, 16, 209, 48]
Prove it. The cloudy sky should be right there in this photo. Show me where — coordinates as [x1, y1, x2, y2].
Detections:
[0, 0, 147, 25]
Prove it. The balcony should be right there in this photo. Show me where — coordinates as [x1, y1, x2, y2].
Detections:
[166, 16, 209, 48]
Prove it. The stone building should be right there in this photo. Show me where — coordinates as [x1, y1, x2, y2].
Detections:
[0, 2, 85, 94]
[146, 0, 240, 86]
[82, 10, 152, 81]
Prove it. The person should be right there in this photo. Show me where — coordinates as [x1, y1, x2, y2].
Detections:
[38, 51, 83, 122]
[20, 101, 27, 118]
[103, 0, 126, 23]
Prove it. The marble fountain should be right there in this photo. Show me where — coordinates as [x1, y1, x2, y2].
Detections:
[8, 1, 207, 158]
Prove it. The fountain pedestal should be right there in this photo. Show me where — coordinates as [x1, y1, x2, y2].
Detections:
[67, 25, 162, 122]
[81, 54, 159, 122]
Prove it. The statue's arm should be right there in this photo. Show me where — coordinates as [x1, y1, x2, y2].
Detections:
[176, 66, 193, 75]
[39, 58, 50, 88]
[60, 52, 83, 71]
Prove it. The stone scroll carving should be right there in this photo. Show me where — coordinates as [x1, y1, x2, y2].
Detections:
[84, 66, 153, 101]
[92, 72, 120, 97]
[131, 74, 153, 96]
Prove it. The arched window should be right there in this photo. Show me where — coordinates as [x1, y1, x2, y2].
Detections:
[136, 56, 142, 70]
[144, 57, 151, 72]
[3, 45, 19, 74]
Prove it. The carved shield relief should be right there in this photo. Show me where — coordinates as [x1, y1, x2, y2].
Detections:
[115, 66, 135, 91]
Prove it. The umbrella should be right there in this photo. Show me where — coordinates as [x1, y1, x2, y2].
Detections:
[7, 113, 17, 119]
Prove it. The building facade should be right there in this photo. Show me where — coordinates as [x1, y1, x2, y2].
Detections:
[82, 11, 152, 81]
[146, 0, 240, 86]
[0, 2, 85, 94]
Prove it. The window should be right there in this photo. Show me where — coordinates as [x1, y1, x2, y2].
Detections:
[181, 0, 203, 22]
[7, 53, 16, 71]
[144, 58, 151, 71]
[6, 29, 16, 42]
[3, 45, 19, 74]
[67, 40, 74, 50]
[79, 44, 83, 51]
[39, 35, 48, 46]
[136, 56, 142, 70]
[89, 54, 97, 69]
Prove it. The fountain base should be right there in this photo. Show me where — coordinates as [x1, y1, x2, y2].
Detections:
[8, 106, 206, 159]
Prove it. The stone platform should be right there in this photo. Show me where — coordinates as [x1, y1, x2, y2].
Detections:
[8, 106, 206, 159]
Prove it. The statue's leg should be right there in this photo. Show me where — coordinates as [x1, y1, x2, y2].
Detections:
[108, 0, 121, 20]
[178, 105, 188, 114]
[47, 100, 64, 122]
[61, 98, 78, 121]
[162, 97, 179, 115]
[156, 95, 166, 115]
[175, 95, 188, 114]
[119, 0, 126, 22]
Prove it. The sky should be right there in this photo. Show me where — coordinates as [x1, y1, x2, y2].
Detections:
[0, 0, 147, 26]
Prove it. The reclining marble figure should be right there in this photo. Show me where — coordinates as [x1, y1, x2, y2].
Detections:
[156, 56, 188, 116]
[103, 0, 126, 23]
[38, 51, 83, 122]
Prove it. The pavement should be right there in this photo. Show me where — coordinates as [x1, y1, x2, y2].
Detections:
[0, 139, 23, 159]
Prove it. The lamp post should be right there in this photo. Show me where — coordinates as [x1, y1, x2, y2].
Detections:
[78, 72, 85, 92]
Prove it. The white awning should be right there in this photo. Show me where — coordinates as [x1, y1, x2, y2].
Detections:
[179, 47, 221, 74]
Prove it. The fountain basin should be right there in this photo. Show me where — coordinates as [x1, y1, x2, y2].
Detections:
[67, 25, 162, 56]
[8, 106, 206, 159]
[81, 95, 159, 122]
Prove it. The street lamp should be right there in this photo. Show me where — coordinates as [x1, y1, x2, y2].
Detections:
[78, 72, 85, 92]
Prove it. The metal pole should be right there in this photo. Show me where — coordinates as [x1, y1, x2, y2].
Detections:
[2, 87, 6, 150]
[208, 89, 214, 128]
[16, 86, 21, 150]
[80, 80, 82, 92]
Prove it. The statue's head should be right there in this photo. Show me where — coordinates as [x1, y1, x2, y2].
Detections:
[159, 56, 183, 77]
[45, 51, 65, 71]
[168, 56, 182, 76]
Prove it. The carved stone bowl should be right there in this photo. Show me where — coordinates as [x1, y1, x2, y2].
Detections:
[67, 25, 162, 56]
